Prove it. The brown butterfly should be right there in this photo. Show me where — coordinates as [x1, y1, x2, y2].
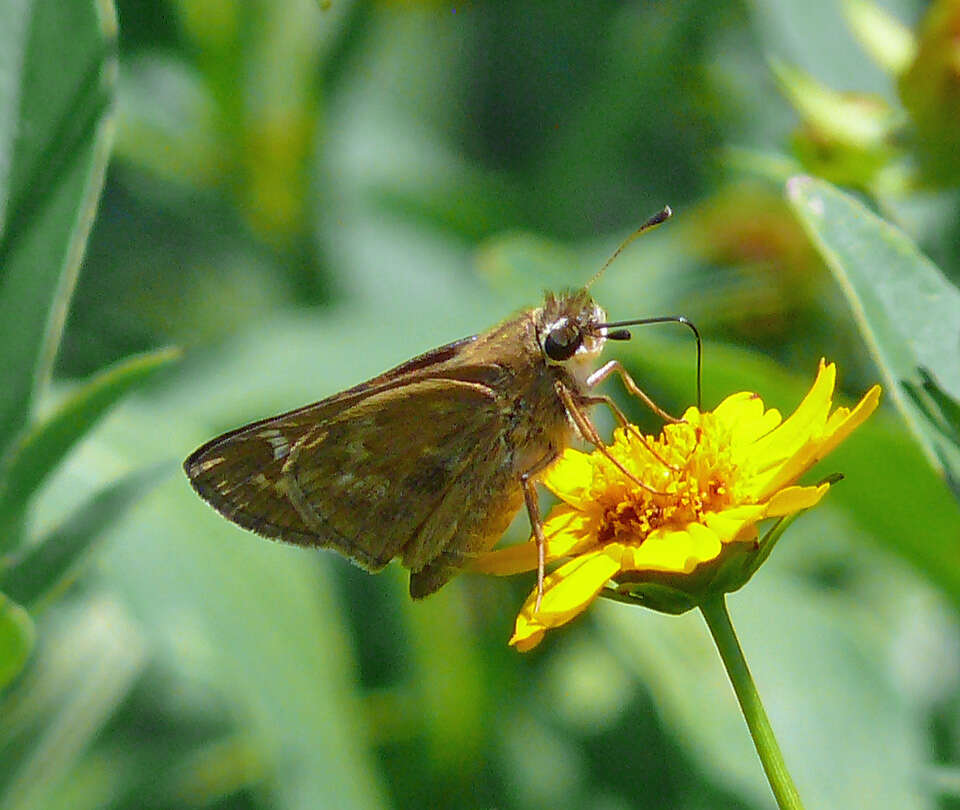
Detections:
[184, 207, 698, 601]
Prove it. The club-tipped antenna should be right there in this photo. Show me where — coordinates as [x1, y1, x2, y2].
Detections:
[594, 315, 702, 408]
[584, 205, 672, 291]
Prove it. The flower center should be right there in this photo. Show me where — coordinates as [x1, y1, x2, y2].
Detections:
[593, 423, 735, 547]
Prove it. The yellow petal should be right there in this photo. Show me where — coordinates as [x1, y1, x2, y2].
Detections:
[751, 440, 822, 500]
[537, 551, 622, 615]
[732, 405, 783, 447]
[713, 391, 761, 423]
[508, 551, 622, 650]
[541, 448, 598, 508]
[752, 361, 836, 462]
[813, 384, 881, 460]
[470, 506, 594, 575]
[618, 522, 722, 573]
[753, 384, 880, 500]
[512, 629, 545, 652]
[702, 506, 767, 543]
[711, 392, 781, 445]
[765, 483, 830, 515]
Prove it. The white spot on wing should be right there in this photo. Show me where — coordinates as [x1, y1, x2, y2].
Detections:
[195, 456, 225, 473]
[258, 429, 290, 460]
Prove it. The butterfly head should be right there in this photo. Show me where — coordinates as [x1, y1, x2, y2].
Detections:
[536, 290, 609, 383]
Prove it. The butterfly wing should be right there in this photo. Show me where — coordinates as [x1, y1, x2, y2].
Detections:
[184, 334, 483, 545]
[186, 404, 339, 548]
[287, 378, 507, 570]
[185, 359, 512, 575]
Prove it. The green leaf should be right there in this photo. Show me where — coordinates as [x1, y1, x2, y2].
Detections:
[904, 367, 960, 446]
[0, 348, 180, 538]
[0, 3, 32, 231]
[0, 0, 117, 459]
[102, 482, 390, 810]
[0, 596, 145, 810]
[0, 592, 33, 690]
[1, 463, 172, 608]
[786, 175, 960, 497]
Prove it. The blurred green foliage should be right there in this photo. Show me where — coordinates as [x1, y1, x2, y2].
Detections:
[2, 0, 960, 808]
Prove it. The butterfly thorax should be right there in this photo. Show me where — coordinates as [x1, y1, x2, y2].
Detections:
[459, 289, 607, 476]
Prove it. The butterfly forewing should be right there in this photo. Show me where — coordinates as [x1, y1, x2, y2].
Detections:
[185, 407, 338, 546]
[185, 335, 515, 578]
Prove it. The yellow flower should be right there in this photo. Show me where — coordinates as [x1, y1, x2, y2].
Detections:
[473, 360, 881, 651]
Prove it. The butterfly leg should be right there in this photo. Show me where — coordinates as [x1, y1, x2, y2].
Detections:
[520, 452, 558, 613]
[556, 382, 668, 496]
[577, 392, 630, 429]
[576, 393, 681, 472]
[586, 360, 681, 423]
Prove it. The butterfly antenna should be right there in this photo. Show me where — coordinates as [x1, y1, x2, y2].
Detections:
[584, 205, 672, 291]
[595, 314, 703, 408]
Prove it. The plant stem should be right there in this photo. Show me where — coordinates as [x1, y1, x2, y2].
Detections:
[700, 594, 804, 810]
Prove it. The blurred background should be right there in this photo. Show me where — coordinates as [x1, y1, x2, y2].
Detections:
[2, 0, 960, 808]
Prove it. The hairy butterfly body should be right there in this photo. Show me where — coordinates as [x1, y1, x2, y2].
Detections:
[185, 289, 609, 597]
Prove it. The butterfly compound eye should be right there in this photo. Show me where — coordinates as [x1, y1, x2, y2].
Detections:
[544, 321, 582, 362]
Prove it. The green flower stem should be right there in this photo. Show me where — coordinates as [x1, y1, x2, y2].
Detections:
[700, 594, 804, 810]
